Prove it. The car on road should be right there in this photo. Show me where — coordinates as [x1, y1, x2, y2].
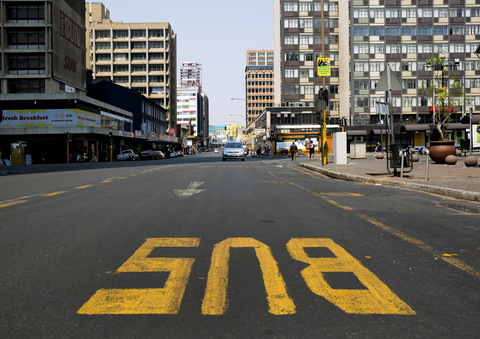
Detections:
[116, 149, 139, 161]
[222, 142, 245, 161]
[153, 150, 165, 159]
[214, 148, 219, 153]
[140, 150, 155, 160]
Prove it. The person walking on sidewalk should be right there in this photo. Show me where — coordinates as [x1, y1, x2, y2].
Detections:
[309, 143, 315, 159]
[290, 142, 297, 161]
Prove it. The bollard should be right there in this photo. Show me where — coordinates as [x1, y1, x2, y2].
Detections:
[425, 150, 429, 181]
[400, 151, 405, 178]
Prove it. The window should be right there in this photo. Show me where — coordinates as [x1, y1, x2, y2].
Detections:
[354, 26, 368, 36]
[433, 26, 448, 35]
[132, 41, 146, 49]
[418, 8, 433, 17]
[329, 3, 338, 12]
[131, 53, 146, 61]
[370, 9, 385, 18]
[370, 44, 385, 54]
[299, 35, 313, 45]
[450, 26, 465, 35]
[402, 61, 417, 71]
[403, 79, 417, 89]
[417, 26, 432, 35]
[402, 97, 417, 107]
[434, 9, 449, 18]
[151, 87, 165, 94]
[149, 53, 164, 60]
[402, 44, 417, 54]
[132, 76, 146, 83]
[114, 65, 128, 73]
[467, 8, 480, 17]
[96, 65, 111, 73]
[113, 53, 128, 61]
[95, 30, 110, 39]
[354, 80, 370, 90]
[386, 44, 401, 54]
[7, 3, 44, 23]
[284, 19, 298, 28]
[285, 52, 299, 61]
[354, 62, 369, 72]
[299, 19, 313, 28]
[150, 76, 164, 82]
[96, 53, 111, 61]
[299, 52, 314, 61]
[434, 44, 448, 54]
[354, 44, 369, 54]
[354, 9, 369, 18]
[96, 42, 111, 50]
[132, 64, 146, 72]
[8, 29, 45, 49]
[402, 8, 417, 18]
[300, 69, 314, 78]
[465, 25, 480, 35]
[370, 62, 384, 72]
[113, 30, 128, 39]
[386, 8, 400, 18]
[8, 79, 44, 93]
[450, 44, 464, 53]
[369, 26, 384, 36]
[149, 30, 164, 38]
[418, 44, 433, 53]
[149, 64, 164, 72]
[8, 54, 45, 74]
[299, 3, 312, 12]
[402, 26, 416, 36]
[114, 42, 128, 49]
[355, 97, 369, 108]
[131, 30, 146, 38]
[386, 26, 401, 36]
[284, 36, 298, 45]
[114, 76, 128, 83]
[450, 8, 465, 17]
[285, 69, 298, 78]
[285, 85, 299, 95]
[149, 41, 164, 49]
[284, 2, 298, 12]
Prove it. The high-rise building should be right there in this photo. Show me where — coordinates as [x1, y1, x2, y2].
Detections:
[85, 2, 177, 132]
[245, 50, 274, 126]
[180, 62, 202, 92]
[273, 0, 480, 128]
[1, 0, 87, 94]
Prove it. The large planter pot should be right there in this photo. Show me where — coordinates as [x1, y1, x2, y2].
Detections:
[429, 140, 456, 164]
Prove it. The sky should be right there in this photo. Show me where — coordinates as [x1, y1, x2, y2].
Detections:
[97, 0, 274, 126]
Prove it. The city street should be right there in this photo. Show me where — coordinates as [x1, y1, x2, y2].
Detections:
[1, 152, 479, 338]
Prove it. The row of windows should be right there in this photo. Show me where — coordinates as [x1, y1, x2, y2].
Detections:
[95, 53, 165, 61]
[284, 34, 340, 45]
[353, 25, 480, 36]
[284, 2, 337, 12]
[354, 43, 480, 55]
[7, 29, 45, 49]
[285, 52, 339, 62]
[353, 7, 477, 19]
[95, 41, 166, 50]
[96, 64, 165, 72]
[8, 79, 44, 93]
[95, 30, 167, 39]
[352, 59, 480, 73]
[353, 96, 480, 108]
[7, 54, 45, 75]
[109, 76, 166, 83]
[6, 4, 44, 23]
[247, 81, 274, 86]
[247, 73, 273, 79]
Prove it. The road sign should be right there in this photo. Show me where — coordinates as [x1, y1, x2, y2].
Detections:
[317, 57, 331, 77]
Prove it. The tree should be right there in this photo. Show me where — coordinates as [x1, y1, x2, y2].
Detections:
[420, 54, 470, 141]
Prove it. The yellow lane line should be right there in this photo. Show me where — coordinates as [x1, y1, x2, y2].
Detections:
[0, 200, 28, 208]
[75, 185, 94, 189]
[42, 191, 68, 196]
[268, 171, 480, 280]
[100, 180, 113, 183]
[130, 174, 138, 177]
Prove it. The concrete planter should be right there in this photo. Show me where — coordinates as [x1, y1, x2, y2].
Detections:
[429, 140, 456, 164]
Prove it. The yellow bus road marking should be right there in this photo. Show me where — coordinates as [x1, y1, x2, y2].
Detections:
[42, 191, 68, 197]
[130, 174, 138, 177]
[269, 171, 480, 280]
[100, 180, 112, 183]
[75, 185, 94, 189]
[0, 200, 28, 208]
[79, 237, 414, 316]
[202, 238, 296, 316]
[78, 238, 200, 315]
[321, 192, 364, 197]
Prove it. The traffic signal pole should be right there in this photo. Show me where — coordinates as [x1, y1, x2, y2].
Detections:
[321, 0, 327, 165]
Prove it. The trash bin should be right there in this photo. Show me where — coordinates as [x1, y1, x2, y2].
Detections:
[350, 141, 367, 159]
[388, 144, 410, 168]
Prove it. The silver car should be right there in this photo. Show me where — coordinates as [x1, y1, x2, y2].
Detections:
[222, 142, 245, 161]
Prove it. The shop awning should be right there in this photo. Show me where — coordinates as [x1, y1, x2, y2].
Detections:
[346, 130, 368, 136]
[400, 124, 430, 132]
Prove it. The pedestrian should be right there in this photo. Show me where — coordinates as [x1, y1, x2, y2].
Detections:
[290, 142, 297, 161]
[309, 143, 315, 159]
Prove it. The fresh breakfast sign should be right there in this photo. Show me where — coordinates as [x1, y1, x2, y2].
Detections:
[1, 109, 101, 128]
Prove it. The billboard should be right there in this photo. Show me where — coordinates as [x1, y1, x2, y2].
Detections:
[52, 1, 86, 90]
[1, 109, 101, 128]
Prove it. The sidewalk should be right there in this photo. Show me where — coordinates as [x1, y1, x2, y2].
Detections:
[298, 152, 480, 202]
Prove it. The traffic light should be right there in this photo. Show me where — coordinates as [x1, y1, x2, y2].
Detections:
[109, 132, 113, 138]
[318, 88, 329, 106]
[270, 129, 275, 138]
[66, 132, 72, 142]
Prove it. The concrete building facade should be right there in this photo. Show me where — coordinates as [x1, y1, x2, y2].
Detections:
[85, 2, 177, 133]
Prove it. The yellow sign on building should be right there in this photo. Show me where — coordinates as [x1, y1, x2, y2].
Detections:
[317, 57, 331, 77]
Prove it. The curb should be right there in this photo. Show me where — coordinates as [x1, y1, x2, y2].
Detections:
[299, 163, 480, 202]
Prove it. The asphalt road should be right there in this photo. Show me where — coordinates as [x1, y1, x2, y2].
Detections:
[1, 153, 479, 338]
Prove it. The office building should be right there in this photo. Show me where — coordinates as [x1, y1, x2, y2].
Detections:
[245, 50, 274, 126]
[85, 2, 178, 133]
[180, 62, 202, 93]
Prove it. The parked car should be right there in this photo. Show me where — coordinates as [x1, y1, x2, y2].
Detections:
[176, 150, 183, 157]
[153, 150, 165, 159]
[222, 141, 245, 161]
[169, 152, 178, 158]
[140, 150, 155, 160]
[116, 149, 139, 161]
[214, 148, 219, 153]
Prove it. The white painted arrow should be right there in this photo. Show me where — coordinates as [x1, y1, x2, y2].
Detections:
[174, 181, 206, 199]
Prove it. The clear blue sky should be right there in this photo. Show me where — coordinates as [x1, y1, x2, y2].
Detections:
[97, 0, 273, 126]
